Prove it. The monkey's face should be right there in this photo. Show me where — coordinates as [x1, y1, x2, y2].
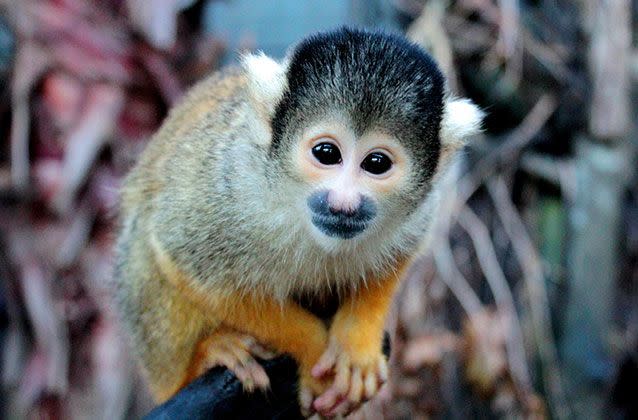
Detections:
[288, 118, 416, 245]
[245, 28, 482, 249]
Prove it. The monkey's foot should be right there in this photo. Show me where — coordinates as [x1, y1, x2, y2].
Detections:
[310, 338, 388, 417]
[191, 329, 276, 392]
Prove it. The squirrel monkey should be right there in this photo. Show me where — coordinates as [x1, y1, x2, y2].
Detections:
[114, 27, 482, 417]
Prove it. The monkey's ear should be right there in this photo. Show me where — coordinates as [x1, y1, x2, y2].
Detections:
[440, 98, 484, 151]
[242, 52, 288, 115]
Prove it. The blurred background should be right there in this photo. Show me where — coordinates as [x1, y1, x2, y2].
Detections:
[0, 0, 636, 419]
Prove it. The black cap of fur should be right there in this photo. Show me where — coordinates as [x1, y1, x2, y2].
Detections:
[271, 27, 445, 182]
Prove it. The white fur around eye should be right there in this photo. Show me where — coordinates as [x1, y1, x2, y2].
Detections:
[440, 98, 484, 149]
[242, 52, 288, 113]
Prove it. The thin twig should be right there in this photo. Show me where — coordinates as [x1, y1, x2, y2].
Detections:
[487, 176, 571, 420]
[521, 29, 572, 83]
[432, 96, 557, 315]
[55, 198, 97, 268]
[10, 43, 50, 191]
[519, 152, 577, 202]
[458, 206, 532, 399]
[496, 0, 522, 86]
[455, 94, 557, 210]
[431, 166, 484, 317]
[51, 84, 125, 214]
[407, 0, 460, 92]
[433, 245, 483, 316]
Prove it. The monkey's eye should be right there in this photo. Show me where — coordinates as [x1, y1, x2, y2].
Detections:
[312, 142, 342, 166]
[361, 152, 393, 175]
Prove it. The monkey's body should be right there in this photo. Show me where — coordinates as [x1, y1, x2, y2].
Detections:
[114, 28, 482, 416]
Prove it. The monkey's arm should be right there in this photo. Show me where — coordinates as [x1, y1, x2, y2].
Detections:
[311, 259, 411, 416]
[146, 340, 392, 420]
[176, 290, 333, 416]
[146, 356, 304, 420]
[184, 291, 330, 394]
[151, 235, 331, 409]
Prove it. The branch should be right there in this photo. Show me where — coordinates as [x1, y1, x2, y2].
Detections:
[487, 177, 571, 419]
[433, 244, 483, 317]
[458, 206, 532, 399]
[435, 94, 558, 252]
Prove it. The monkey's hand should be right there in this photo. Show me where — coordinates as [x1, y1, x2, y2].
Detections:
[187, 327, 277, 393]
[193, 292, 331, 417]
[310, 264, 406, 418]
[310, 315, 388, 417]
[194, 327, 331, 417]
[298, 361, 333, 417]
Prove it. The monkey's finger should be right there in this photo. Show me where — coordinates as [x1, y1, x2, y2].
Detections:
[363, 369, 378, 400]
[378, 358, 389, 383]
[243, 358, 270, 390]
[236, 334, 277, 360]
[228, 346, 270, 390]
[332, 354, 352, 395]
[347, 366, 364, 404]
[249, 342, 277, 360]
[314, 355, 351, 412]
[313, 387, 342, 413]
[227, 340, 252, 360]
[327, 397, 354, 418]
[239, 334, 257, 347]
[299, 386, 315, 417]
[227, 342, 253, 364]
[312, 347, 337, 378]
[238, 335, 266, 354]
[210, 351, 239, 370]
[209, 344, 269, 391]
[313, 390, 347, 418]
[232, 364, 256, 392]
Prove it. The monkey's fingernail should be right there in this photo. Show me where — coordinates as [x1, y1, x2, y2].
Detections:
[300, 406, 311, 417]
[299, 388, 314, 412]
[331, 398, 354, 417]
[319, 395, 346, 417]
[313, 397, 327, 410]
[254, 370, 270, 389]
[313, 388, 339, 410]
[311, 364, 326, 377]
[259, 350, 277, 360]
[378, 359, 389, 382]
[242, 376, 255, 391]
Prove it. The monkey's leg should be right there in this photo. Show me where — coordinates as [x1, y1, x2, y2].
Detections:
[312, 260, 411, 417]
[115, 258, 216, 402]
[206, 294, 332, 415]
[182, 326, 276, 392]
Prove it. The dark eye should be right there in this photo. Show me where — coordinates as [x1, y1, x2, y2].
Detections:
[361, 152, 392, 175]
[312, 142, 342, 165]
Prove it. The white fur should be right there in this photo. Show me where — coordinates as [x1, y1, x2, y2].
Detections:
[440, 98, 484, 148]
[242, 52, 288, 112]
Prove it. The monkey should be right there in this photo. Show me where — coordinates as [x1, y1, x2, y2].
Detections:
[113, 27, 482, 418]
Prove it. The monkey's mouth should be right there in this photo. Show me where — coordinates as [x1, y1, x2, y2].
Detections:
[310, 215, 369, 239]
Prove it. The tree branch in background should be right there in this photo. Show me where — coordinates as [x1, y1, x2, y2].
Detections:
[488, 176, 571, 419]
[458, 206, 532, 401]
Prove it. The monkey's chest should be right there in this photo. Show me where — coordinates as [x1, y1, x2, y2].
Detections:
[292, 293, 342, 323]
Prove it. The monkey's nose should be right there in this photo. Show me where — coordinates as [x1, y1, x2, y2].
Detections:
[328, 205, 357, 217]
[327, 190, 362, 217]
[307, 190, 376, 223]
[308, 190, 378, 239]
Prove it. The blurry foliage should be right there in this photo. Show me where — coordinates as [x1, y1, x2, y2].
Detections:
[0, 0, 222, 417]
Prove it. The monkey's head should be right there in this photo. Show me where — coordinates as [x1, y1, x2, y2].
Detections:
[243, 27, 482, 250]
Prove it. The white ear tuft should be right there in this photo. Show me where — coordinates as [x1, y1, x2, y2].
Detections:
[242, 52, 288, 113]
[440, 98, 484, 149]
